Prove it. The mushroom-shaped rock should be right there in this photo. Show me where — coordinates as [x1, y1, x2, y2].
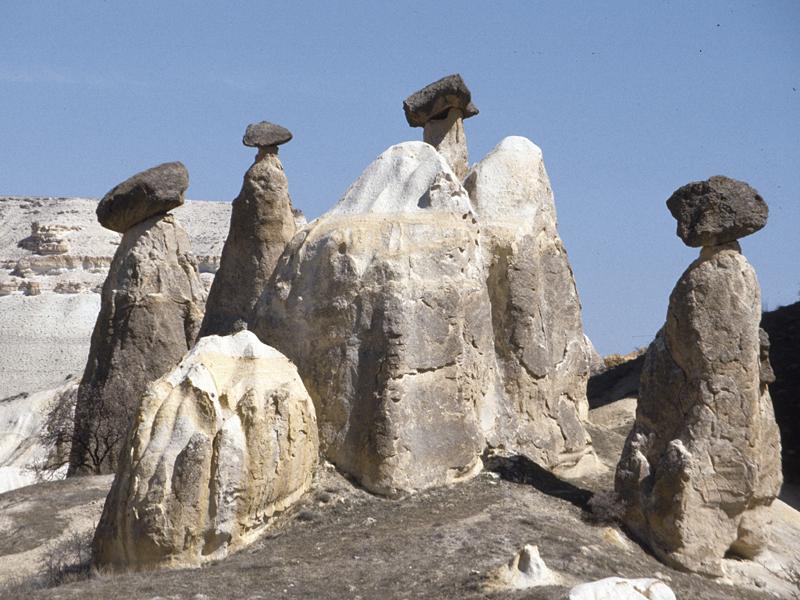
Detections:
[243, 121, 293, 151]
[96, 162, 188, 233]
[403, 74, 478, 180]
[93, 331, 318, 570]
[666, 175, 768, 247]
[616, 183, 782, 575]
[199, 126, 297, 337]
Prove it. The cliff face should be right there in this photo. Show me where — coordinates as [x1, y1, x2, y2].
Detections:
[0, 196, 230, 399]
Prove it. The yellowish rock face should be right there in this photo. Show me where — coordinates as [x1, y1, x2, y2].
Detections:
[93, 331, 318, 570]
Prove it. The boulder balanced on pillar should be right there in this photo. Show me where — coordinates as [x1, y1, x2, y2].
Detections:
[68, 162, 206, 475]
[199, 121, 297, 337]
[615, 175, 782, 575]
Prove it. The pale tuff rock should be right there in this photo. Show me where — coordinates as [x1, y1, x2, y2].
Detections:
[464, 136, 597, 477]
[616, 240, 782, 571]
[0, 379, 77, 493]
[404, 74, 478, 180]
[666, 175, 767, 247]
[253, 139, 596, 495]
[95, 162, 188, 233]
[253, 142, 489, 496]
[69, 213, 205, 475]
[17, 221, 76, 255]
[93, 331, 318, 570]
[485, 544, 561, 590]
[199, 126, 297, 337]
[568, 577, 676, 600]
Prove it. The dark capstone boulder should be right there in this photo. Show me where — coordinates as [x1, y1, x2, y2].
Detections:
[666, 175, 767, 247]
[403, 73, 479, 127]
[243, 121, 293, 148]
[96, 162, 188, 233]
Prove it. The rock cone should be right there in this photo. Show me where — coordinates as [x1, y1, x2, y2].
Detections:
[93, 331, 318, 569]
[464, 137, 596, 475]
[199, 132, 296, 337]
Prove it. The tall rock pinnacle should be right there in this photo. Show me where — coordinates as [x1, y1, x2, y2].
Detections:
[198, 121, 297, 338]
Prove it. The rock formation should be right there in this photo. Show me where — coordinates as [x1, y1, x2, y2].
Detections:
[68, 163, 206, 475]
[464, 136, 596, 476]
[199, 122, 297, 337]
[253, 136, 596, 495]
[403, 73, 478, 179]
[615, 175, 782, 575]
[93, 331, 318, 570]
[254, 142, 490, 496]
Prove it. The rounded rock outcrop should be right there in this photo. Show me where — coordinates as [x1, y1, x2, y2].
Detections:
[92, 331, 318, 570]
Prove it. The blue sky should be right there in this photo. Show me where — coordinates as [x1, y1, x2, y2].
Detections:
[1, 1, 798, 355]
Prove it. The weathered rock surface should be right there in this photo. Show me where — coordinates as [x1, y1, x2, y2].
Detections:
[68, 213, 205, 475]
[0, 196, 229, 400]
[568, 577, 676, 600]
[254, 142, 491, 495]
[404, 74, 478, 180]
[666, 175, 767, 247]
[253, 139, 597, 495]
[95, 162, 188, 233]
[242, 121, 293, 148]
[93, 331, 318, 570]
[199, 151, 296, 337]
[615, 242, 783, 575]
[464, 136, 597, 477]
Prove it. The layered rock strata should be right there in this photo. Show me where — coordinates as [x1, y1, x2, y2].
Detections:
[403, 73, 478, 179]
[0, 196, 229, 400]
[69, 164, 205, 475]
[199, 122, 297, 337]
[615, 176, 782, 575]
[93, 331, 318, 570]
[253, 138, 596, 495]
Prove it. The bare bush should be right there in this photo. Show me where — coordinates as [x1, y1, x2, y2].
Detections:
[41, 529, 94, 587]
[585, 490, 625, 524]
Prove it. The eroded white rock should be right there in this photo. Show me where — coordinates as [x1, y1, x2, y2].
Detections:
[568, 577, 675, 600]
[93, 331, 318, 569]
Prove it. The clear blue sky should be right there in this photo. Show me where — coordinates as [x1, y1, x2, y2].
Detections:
[1, 1, 798, 355]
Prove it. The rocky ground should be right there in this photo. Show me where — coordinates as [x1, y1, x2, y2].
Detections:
[1, 402, 797, 600]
